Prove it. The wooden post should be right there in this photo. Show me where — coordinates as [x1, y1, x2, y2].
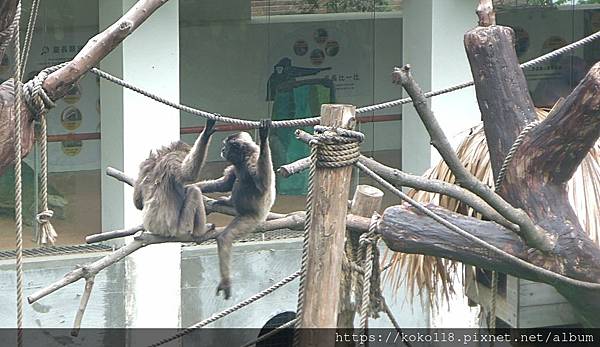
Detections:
[338, 185, 384, 331]
[298, 104, 356, 345]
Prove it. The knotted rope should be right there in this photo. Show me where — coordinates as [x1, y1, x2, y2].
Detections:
[293, 125, 363, 347]
[23, 65, 61, 245]
[358, 214, 382, 335]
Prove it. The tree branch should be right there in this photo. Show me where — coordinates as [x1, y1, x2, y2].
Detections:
[393, 65, 554, 252]
[358, 156, 515, 230]
[518, 62, 600, 184]
[43, 0, 170, 101]
[378, 204, 600, 287]
[464, 25, 537, 177]
[27, 230, 218, 304]
[476, 0, 495, 27]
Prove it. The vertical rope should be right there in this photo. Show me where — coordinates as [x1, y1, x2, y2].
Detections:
[489, 119, 540, 334]
[20, 0, 41, 80]
[359, 215, 379, 335]
[293, 142, 317, 347]
[12, 1, 25, 345]
[36, 113, 57, 245]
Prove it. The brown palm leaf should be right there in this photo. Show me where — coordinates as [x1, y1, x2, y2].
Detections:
[383, 108, 600, 306]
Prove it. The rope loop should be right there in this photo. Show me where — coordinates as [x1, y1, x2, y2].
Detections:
[35, 209, 54, 224]
[22, 64, 65, 120]
[311, 126, 364, 168]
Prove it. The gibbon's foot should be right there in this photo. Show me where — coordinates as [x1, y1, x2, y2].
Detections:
[191, 223, 216, 239]
[212, 196, 232, 207]
[216, 278, 232, 300]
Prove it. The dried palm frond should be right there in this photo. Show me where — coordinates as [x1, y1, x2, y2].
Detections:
[383, 107, 600, 307]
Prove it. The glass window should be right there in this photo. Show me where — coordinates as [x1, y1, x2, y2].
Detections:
[180, 0, 403, 220]
[496, 0, 600, 108]
[0, 0, 101, 250]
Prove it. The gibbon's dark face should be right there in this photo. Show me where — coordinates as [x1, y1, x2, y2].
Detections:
[221, 132, 257, 163]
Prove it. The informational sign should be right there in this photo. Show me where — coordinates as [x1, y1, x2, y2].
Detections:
[269, 23, 371, 98]
[0, 28, 100, 172]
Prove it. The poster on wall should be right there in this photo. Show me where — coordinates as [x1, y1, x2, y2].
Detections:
[267, 24, 370, 102]
[0, 28, 100, 173]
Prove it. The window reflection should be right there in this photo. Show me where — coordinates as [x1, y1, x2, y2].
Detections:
[0, 0, 101, 250]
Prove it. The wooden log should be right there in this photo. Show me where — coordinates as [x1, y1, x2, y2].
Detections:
[464, 25, 537, 178]
[298, 104, 356, 346]
[464, 24, 600, 326]
[338, 185, 383, 330]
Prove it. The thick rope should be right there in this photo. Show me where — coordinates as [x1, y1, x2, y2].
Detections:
[490, 119, 540, 331]
[36, 28, 588, 129]
[494, 120, 541, 190]
[90, 67, 320, 129]
[11, 2, 25, 345]
[148, 271, 300, 347]
[36, 114, 57, 245]
[357, 29, 600, 114]
[239, 318, 297, 347]
[292, 143, 316, 347]
[19, 0, 41, 80]
[20, 66, 61, 246]
[359, 215, 380, 335]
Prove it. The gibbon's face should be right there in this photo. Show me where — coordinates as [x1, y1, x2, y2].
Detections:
[221, 132, 256, 163]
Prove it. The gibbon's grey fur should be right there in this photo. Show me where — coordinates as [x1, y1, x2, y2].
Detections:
[133, 119, 217, 238]
[197, 119, 275, 299]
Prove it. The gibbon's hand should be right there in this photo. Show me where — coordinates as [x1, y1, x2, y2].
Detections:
[259, 119, 271, 141]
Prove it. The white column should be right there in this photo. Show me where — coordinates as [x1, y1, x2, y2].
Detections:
[401, 0, 481, 173]
[401, 0, 481, 329]
[99, 0, 181, 331]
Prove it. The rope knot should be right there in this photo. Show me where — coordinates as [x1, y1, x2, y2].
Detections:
[22, 63, 66, 120]
[36, 209, 54, 224]
[36, 209, 57, 246]
[311, 125, 364, 168]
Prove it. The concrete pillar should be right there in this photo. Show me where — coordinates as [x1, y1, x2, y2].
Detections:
[401, 0, 481, 329]
[99, 0, 181, 331]
[401, 0, 481, 173]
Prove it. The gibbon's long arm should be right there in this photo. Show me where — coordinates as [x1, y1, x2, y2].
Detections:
[253, 120, 274, 193]
[197, 166, 236, 193]
[133, 181, 144, 210]
[180, 119, 216, 182]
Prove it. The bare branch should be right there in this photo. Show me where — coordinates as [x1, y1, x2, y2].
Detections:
[358, 156, 515, 230]
[476, 0, 495, 26]
[393, 65, 554, 252]
[27, 230, 218, 304]
[85, 224, 144, 244]
[278, 157, 311, 178]
[71, 276, 95, 337]
[43, 0, 170, 100]
[280, 144, 516, 230]
[518, 62, 600, 184]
